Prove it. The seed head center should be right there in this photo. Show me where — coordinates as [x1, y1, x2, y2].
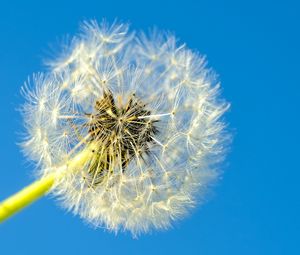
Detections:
[84, 90, 158, 186]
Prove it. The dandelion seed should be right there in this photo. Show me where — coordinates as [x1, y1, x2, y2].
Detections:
[0, 20, 229, 236]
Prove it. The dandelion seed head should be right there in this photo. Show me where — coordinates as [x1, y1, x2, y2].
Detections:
[21, 20, 229, 236]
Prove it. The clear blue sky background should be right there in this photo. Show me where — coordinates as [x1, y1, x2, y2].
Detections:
[0, 1, 299, 254]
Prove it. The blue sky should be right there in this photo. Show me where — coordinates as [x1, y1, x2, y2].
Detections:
[0, 1, 299, 254]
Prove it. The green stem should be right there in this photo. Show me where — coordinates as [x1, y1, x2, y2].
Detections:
[0, 142, 97, 223]
[0, 175, 54, 222]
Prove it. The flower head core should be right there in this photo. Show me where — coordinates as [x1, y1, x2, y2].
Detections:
[84, 90, 158, 187]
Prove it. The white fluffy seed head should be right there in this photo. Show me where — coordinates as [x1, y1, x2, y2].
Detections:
[21, 20, 230, 236]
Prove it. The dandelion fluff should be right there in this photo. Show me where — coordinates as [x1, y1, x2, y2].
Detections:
[21, 20, 229, 235]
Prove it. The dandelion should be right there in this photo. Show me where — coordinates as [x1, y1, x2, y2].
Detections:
[0, 20, 229, 235]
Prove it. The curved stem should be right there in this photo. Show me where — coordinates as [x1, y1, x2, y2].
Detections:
[0, 142, 97, 223]
[0, 175, 55, 222]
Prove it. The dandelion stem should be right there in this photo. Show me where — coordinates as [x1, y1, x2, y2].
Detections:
[0, 142, 97, 223]
[0, 174, 55, 222]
